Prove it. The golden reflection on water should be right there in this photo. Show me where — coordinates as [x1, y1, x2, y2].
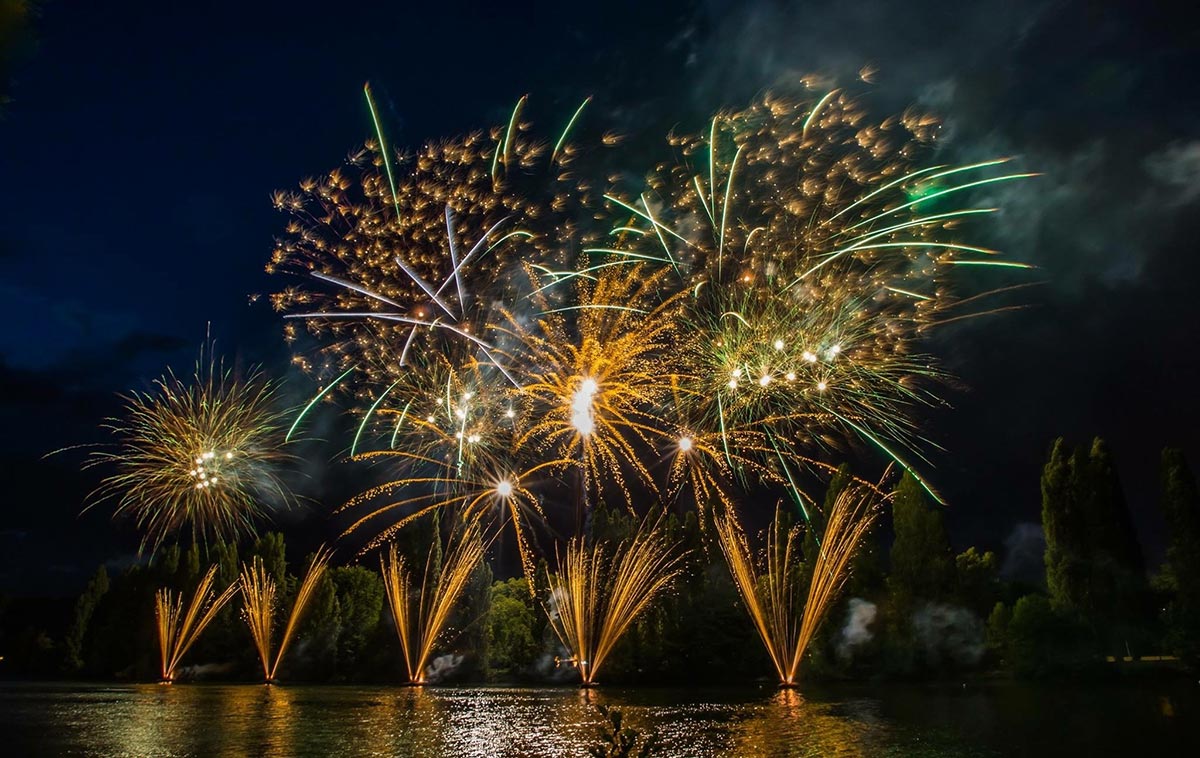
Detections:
[5, 681, 1194, 756]
[55, 684, 902, 757]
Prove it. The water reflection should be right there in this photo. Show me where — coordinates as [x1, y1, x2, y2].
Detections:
[0, 681, 1194, 756]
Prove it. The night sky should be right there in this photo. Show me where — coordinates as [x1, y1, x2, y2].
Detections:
[2, 0, 1198, 596]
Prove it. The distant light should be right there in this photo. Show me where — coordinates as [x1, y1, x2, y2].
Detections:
[785, 372, 796, 382]
[817, 381, 828, 391]
[802, 351, 817, 363]
[467, 434, 480, 443]
[728, 380, 738, 389]
[505, 408, 515, 418]
[678, 436, 693, 452]
[773, 339, 785, 351]
[496, 480, 514, 498]
[731, 368, 743, 379]
[759, 374, 771, 387]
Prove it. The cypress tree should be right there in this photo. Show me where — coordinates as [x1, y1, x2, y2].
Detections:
[1041, 438, 1088, 612]
[888, 471, 953, 608]
[1159, 448, 1200, 660]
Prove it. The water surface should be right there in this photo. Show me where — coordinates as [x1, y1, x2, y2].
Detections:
[1, 681, 1195, 756]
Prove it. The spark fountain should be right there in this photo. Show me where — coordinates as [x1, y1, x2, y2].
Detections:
[545, 518, 686, 686]
[155, 565, 238, 684]
[380, 524, 486, 685]
[239, 548, 332, 684]
[713, 478, 884, 687]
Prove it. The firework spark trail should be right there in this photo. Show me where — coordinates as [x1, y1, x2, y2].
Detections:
[380, 523, 486, 684]
[713, 477, 884, 686]
[239, 548, 332, 683]
[155, 565, 238, 683]
[545, 517, 686, 685]
[84, 341, 292, 553]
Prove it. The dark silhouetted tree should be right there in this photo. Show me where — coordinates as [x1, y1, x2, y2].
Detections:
[1042, 438, 1088, 613]
[1157, 447, 1200, 662]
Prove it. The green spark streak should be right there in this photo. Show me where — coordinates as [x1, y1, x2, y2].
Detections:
[721, 311, 750, 326]
[603, 194, 690, 245]
[693, 175, 716, 227]
[352, 379, 401, 457]
[640, 193, 680, 279]
[501, 95, 527, 175]
[551, 96, 591, 164]
[610, 226, 650, 237]
[802, 90, 838, 141]
[947, 260, 1035, 269]
[717, 391, 733, 468]
[836, 208, 998, 248]
[790, 240, 1008, 287]
[718, 145, 743, 278]
[364, 84, 401, 221]
[838, 415, 944, 504]
[843, 173, 1038, 235]
[540, 304, 648, 316]
[767, 433, 811, 526]
[287, 366, 355, 442]
[389, 400, 411, 449]
[528, 260, 632, 297]
[826, 165, 948, 223]
[709, 117, 719, 215]
[582, 248, 673, 264]
[886, 287, 933, 301]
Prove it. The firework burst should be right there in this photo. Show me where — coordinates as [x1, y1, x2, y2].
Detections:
[607, 86, 1036, 501]
[85, 342, 293, 553]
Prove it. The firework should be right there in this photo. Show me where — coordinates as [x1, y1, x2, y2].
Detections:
[607, 86, 1035, 501]
[545, 517, 686, 686]
[268, 88, 616, 409]
[239, 548, 332, 683]
[380, 523, 486, 684]
[85, 341, 292, 553]
[155, 565, 238, 683]
[713, 477, 883, 686]
[273, 82, 1029, 573]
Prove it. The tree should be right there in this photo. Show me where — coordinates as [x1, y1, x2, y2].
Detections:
[64, 566, 110, 672]
[330, 565, 384, 677]
[888, 471, 954, 608]
[985, 601, 1010, 665]
[1077, 438, 1147, 652]
[487, 578, 540, 676]
[955, 547, 999, 615]
[1042, 438, 1088, 613]
[1006, 594, 1093, 679]
[1158, 447, 1200, 661]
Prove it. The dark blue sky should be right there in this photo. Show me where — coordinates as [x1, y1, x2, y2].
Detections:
[2, 0, 1198, 594]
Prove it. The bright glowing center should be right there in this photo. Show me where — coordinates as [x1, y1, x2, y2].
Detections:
[678, 436, 693, 452]
[496, 480, 514, 498]
[571, 377, 599, 436]
[773, 339, 785, 351]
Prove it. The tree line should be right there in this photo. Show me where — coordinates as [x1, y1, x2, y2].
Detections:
[2, 439, 1198, 683]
